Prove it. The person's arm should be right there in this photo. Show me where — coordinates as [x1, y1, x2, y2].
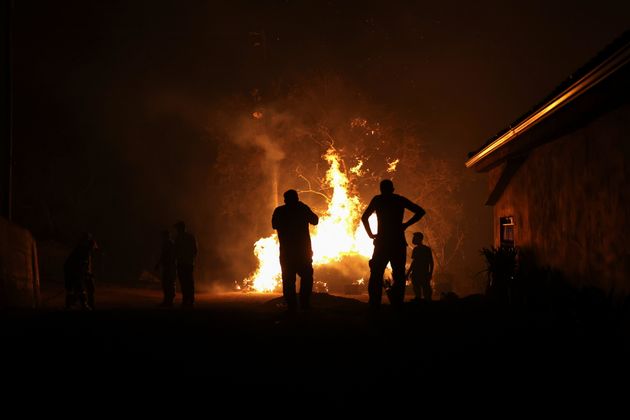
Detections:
[301, 202, 319, 226]
[402, 198, 426, 230]
[407, 248, 416, 278]
[272, 208, 280, 230]
[361, 199, 377, 239]
[428, 248, 434, 278]
[192, 236, 198, 259]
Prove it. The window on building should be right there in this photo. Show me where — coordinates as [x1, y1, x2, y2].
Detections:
[500, 216, 515, 247]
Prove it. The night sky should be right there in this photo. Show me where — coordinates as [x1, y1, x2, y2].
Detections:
[12, 0, 630, 288]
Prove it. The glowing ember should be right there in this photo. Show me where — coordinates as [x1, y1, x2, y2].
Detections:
[386, 158, 400, 173]
[245, 148, 379, 292]
[350, 118, 368, 128]
[350, 159, 365, 176]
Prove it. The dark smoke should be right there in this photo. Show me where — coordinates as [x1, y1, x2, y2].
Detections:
[12, 1, 629, 294]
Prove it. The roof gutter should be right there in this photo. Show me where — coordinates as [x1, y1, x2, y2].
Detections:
[465, 41, 630, 169]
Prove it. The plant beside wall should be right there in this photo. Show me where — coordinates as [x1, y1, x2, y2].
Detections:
[480, 246, 519, 304]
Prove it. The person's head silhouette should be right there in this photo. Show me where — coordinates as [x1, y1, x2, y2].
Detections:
[283, 189, 299, 205]
[174, 221, 186, 233]
[380, 179, 395, 195]
[79, 232, 98, 250]
[412, 231, 424, 245]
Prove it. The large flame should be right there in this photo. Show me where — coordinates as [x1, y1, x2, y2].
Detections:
[245, 148, 378, 292]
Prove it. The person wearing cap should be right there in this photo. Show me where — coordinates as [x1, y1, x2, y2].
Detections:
[361, 179, 425, 309]
[272, 189, 319, 313]
[173, 221, 198, 308]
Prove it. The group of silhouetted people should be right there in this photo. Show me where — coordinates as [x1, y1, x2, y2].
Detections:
[154, 221, 198, 308]
[64, 221, 198, 311]
[273, 179, 434, 314]
[64, 179, 432, 313]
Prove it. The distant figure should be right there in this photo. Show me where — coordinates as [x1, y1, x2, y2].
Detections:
[155, 230, 177, 307]
[361, 179, 425, 308]
[272, 189, 319, 313]
[406, 232, 434, 302]
[174, 221, 198, 308]
[64, 232, 99, 310]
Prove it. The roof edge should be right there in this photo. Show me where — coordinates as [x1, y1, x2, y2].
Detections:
[466, 36, 630, 169]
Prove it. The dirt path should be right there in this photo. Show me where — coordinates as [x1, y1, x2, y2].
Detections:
[2, 283, 628, 393]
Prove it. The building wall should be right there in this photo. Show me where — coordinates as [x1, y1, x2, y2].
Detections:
[489, 103, 630, 294]
[0, 217, 40, 307]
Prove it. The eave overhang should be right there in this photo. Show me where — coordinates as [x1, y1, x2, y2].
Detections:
[466, 39, 630, 170]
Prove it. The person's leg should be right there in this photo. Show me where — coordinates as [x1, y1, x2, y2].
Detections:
[368, 248, 388, 308]
[162, 271, 176, 305]
[411, 276, 422, 301]
[75, 272, 89, 310]
[422, 278, 432, 302]
[84, 275, 95, 310]
[65, 293, 75, 309]
[178, 265, 194, 306]
[177, 268, 186, 305]
[281, 260, 298, 313]
[390, 245, 407, 307]
[64, 270, 76, 309]
[161, 274, 169, 304]
[298, 263, 314, 311]
[188, 267, 195, 305]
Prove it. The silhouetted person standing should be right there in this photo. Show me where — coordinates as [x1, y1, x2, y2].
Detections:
[64, 232, 98, 310]
[174, 221, 198, 308]
[407, 232, 434, 302]
[362, 179, 425, 308]
[272, 189, 319, 313]
[155, 230, 177, 307]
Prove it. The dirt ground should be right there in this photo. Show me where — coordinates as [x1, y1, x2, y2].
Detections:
[2, 281, 628, 403]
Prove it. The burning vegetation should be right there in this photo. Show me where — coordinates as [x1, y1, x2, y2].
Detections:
[244, 147, 379, 292]
[202, 79, 471, 294]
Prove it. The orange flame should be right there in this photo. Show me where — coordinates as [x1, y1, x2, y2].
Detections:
[245, 148, 378, 292]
